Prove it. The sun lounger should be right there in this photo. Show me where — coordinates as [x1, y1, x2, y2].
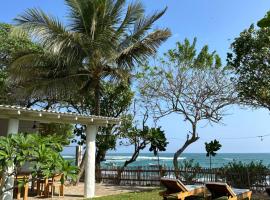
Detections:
[159, 177, 206, 200]
[205, 182, 252, 200]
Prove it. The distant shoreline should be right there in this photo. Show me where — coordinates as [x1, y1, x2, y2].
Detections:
[62, 152, 270, 168]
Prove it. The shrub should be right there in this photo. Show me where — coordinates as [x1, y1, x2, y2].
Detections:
[0, 133, 78, 198]
[221, 161, 269, 189]
[178, 159, 201, 184]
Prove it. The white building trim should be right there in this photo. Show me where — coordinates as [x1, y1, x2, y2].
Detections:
[0, 105, 120, 199]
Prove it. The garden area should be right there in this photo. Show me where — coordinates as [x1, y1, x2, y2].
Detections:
[92, 189, 267, 200]
[1, 0, 270, 199]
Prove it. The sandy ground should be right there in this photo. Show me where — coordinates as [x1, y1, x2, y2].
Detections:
[27, 183, 157, 200]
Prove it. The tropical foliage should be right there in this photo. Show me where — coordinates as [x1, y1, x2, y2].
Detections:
[205, 139, 222, 169]
[178, 159, 201, 184]
[221, 161, 269, 189]
[39, 123, 74, 145]
[228, 24, 270, 110]
[0, 133, 78, 198]
[0, 23, 40, 105]
[9, 0, 171, 115]
[8, 0, 170, 181]
[0, 23, 40, 68]
[257, 11, 270, 28]
[118, 112, 168, 170]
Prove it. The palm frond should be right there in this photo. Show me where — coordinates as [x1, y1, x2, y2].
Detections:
[116, 28, 171, 68]
[15, 8, 86, 64]
[115, 1, 144, 35]
[132, 7, 167, 40]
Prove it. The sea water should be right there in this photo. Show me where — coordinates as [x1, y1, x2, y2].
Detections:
[62, 153, 270, 168]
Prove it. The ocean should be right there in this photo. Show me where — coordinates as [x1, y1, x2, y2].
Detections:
[63, 153, 270, 168]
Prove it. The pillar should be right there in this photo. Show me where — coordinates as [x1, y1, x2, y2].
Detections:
[84, 125, 97, 198]
[2, 119, 19, 200]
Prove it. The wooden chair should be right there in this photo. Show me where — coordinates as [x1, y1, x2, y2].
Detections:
[36, 176, 48, 196]
[14, 175, 29, 200]
[159, 178, 207, 200]
[205, 182, 252, 200]
[47, 174, 64, 197]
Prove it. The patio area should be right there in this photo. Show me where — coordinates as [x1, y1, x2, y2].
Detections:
[27, 183, 157, 200]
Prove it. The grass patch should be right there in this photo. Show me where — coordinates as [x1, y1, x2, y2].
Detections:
[92, 189, 163, 200]
[91, 189, 263, 200]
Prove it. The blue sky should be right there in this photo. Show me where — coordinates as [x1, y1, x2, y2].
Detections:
[1, 1, 270, 153]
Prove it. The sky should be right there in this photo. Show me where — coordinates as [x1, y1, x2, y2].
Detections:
[1, 1, 270, 153]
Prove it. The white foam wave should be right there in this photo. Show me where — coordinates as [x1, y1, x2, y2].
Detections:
[105, 155, 186, 162]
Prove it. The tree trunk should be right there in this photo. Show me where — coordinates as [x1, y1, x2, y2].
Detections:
[157, 151, 160, 168]
[210, 155, 212, 181]
[173, 136, 199, 178]
[210, 155, 212, 169]
[75, 152, 86, 185]
[95, 150, 106, 183]
[94, 84, 101, 116]
[116, 144, 145, 184]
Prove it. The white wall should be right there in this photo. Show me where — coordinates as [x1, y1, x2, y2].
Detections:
[0, 119, 39, 136]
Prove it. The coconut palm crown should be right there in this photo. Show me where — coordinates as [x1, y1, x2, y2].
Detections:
[9, 0, 171, 114]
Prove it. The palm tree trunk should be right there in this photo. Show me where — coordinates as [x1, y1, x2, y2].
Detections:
[210, 155, 212, 169]
[157, 151, 160, 168]
[94, 84, 101, 116]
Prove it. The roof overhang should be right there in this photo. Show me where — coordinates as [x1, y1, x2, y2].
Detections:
[0, 105, 120, 126]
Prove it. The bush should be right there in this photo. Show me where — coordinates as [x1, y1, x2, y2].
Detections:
[0, 133, 78, 197]
[221, 161, 269, 189]
[178, 159, 201, 184]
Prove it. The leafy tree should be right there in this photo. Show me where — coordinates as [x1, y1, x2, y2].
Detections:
[257, 11, 270, 28]
[0, 70, 7, 103]
[139, 38, 236, 177]
[0, 23, 40, 105]
[149, 127, 168, 167]
[118, 110, 168, 172]
[205, 139, 222, 169]
[0, 23, 40, 68]
[228, 24, 270, 110]
[39, 123, 74, 145]
[0, 133, 78, 199]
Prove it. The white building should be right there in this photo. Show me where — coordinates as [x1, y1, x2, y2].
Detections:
[0, 105, 120, 199]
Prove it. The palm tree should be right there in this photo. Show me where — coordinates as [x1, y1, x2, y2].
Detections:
[10, 0, 171, 114]
[205, 139, 222, 169]
[9, 0, 171, 183]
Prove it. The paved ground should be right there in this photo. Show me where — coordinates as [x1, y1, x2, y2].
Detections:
[23, 183, 270, 200]
[27, 183, 157, 200]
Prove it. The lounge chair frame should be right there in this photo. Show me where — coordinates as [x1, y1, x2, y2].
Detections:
[205, 182, 252, 200]
[159, 178, 206, 200]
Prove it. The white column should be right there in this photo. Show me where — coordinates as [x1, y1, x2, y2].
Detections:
[84, 125, 98, 198]
[2, 119, 19, 200]
[7, 119, 19, 135]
